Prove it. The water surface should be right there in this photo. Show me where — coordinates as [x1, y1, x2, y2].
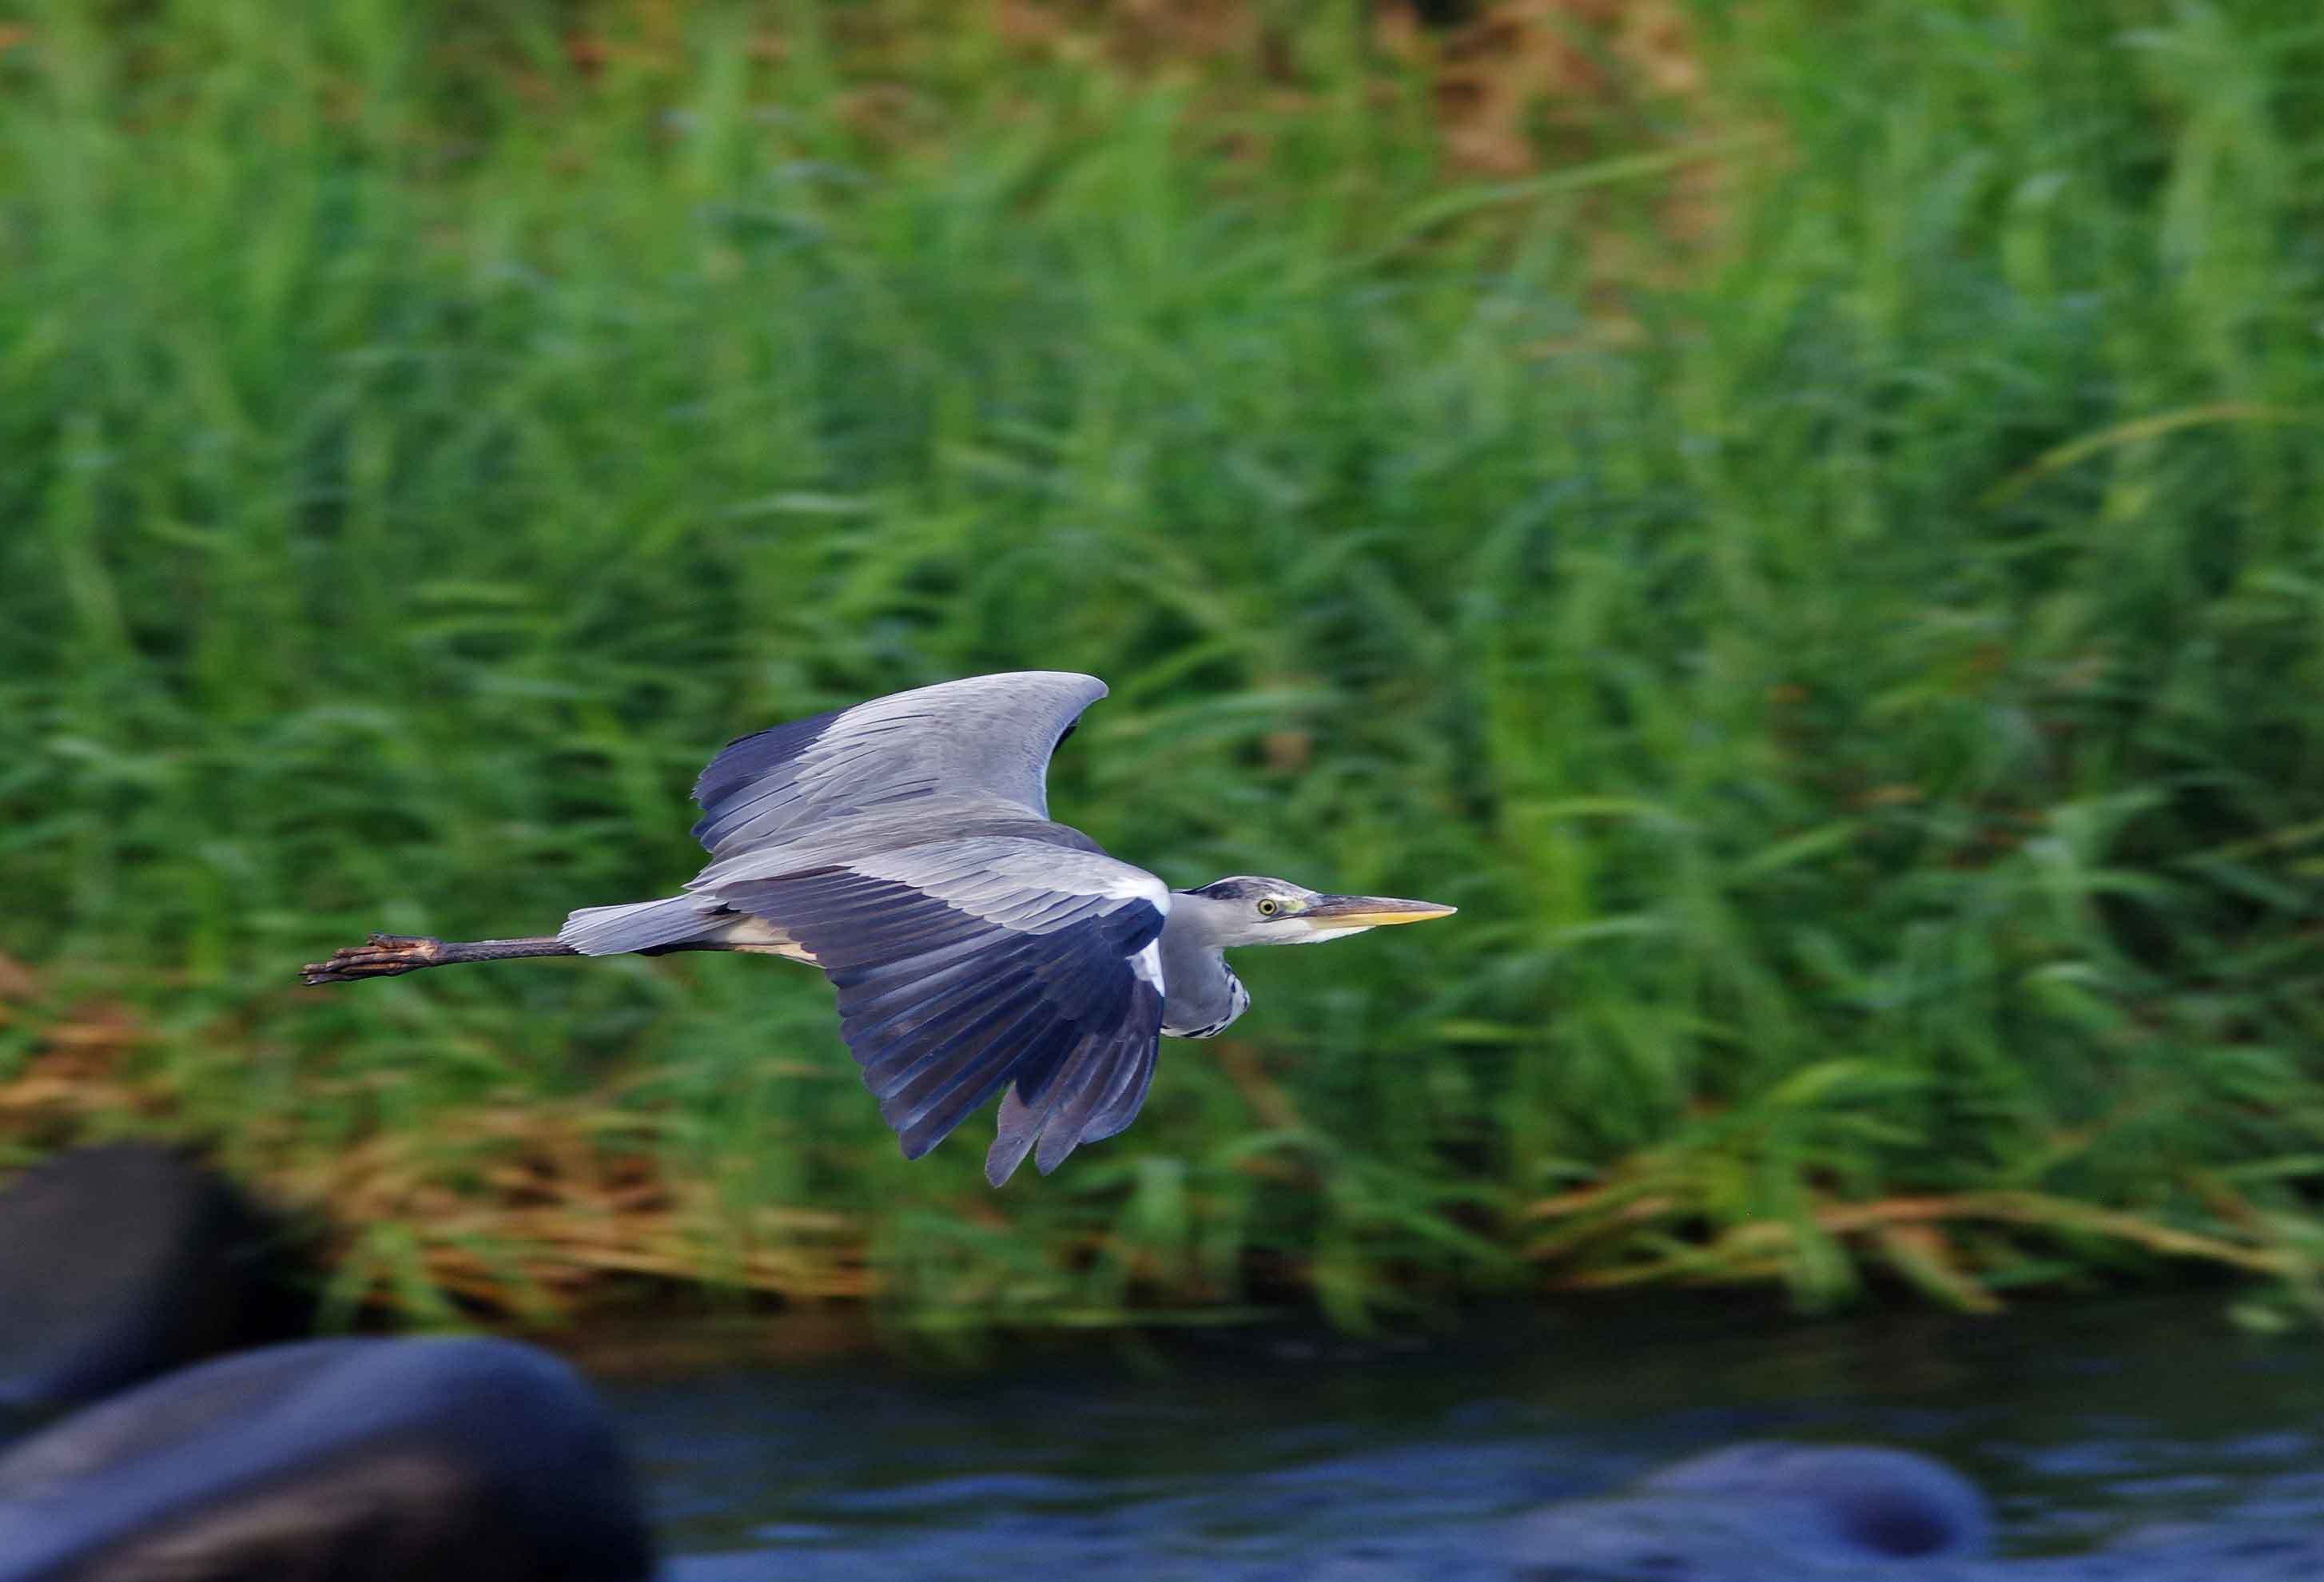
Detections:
[602, 1294, 2324, 1579]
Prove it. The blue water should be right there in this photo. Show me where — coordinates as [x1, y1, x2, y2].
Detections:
[602, 1295, 2324, 1579]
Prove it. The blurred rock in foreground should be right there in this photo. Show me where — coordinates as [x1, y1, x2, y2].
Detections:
[0, 1143, 310, 1410]
[0, 1337, 655, 1582]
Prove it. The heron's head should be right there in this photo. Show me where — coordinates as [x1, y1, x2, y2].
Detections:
[1177, 876, 1456, 948]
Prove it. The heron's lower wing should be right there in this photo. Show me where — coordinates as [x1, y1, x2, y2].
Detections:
[710, 839, 1168, 1182]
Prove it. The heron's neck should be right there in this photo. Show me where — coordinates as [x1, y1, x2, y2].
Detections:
[1158, 906, 1248, 1039]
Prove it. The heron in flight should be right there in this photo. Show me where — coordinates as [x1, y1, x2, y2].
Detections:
[302, 673, 1453, 1184]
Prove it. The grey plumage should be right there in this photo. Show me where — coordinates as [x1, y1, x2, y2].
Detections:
[302, 671, 1453, 1185]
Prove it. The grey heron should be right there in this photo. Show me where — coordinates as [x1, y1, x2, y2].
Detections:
[301, 673, 1454, 1184]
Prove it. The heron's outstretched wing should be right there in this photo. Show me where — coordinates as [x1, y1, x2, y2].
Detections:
[707, 837, 1168, 1184]
[691, 672, 1107, 860]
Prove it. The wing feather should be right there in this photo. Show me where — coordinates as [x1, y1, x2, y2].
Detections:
[691, 673, 1107, 859]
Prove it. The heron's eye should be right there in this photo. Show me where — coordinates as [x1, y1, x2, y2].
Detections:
[1256, 898, 1280, 916]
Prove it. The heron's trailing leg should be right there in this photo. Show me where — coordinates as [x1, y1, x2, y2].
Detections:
[300, 933, 579, 985]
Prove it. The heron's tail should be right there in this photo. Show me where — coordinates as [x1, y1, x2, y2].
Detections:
[557, 896, 719, 956]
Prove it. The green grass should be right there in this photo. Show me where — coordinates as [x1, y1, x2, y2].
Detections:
[6, 0, 2324, 1333]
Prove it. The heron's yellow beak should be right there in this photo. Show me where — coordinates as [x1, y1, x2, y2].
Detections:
[1302, 896, 1458, 928]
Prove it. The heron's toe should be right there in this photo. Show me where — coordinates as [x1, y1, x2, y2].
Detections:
[299, 936, 444, 985]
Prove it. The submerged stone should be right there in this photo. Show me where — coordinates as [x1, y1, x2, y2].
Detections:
[1506, 1441, 1992, 1578]
[0, 1338, 655, 1582]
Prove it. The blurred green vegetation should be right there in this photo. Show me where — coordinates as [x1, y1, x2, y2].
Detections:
[4, 0, 2324, 1332]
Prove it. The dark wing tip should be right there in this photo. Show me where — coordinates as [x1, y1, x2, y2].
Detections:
[986, 1087, 1041, 1186]
[988, 984, 1163, 1186]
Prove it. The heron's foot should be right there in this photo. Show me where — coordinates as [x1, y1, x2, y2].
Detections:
[300, 934, 445, 985]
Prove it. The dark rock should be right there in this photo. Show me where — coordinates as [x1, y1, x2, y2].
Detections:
[0, 1144, 308, 1409]
[1506, 1441, 1990, 1579]
[0, 1338, 655, 1581]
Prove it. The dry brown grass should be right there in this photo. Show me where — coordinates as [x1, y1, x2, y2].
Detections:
[1523, 1167, 2310, 1314]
